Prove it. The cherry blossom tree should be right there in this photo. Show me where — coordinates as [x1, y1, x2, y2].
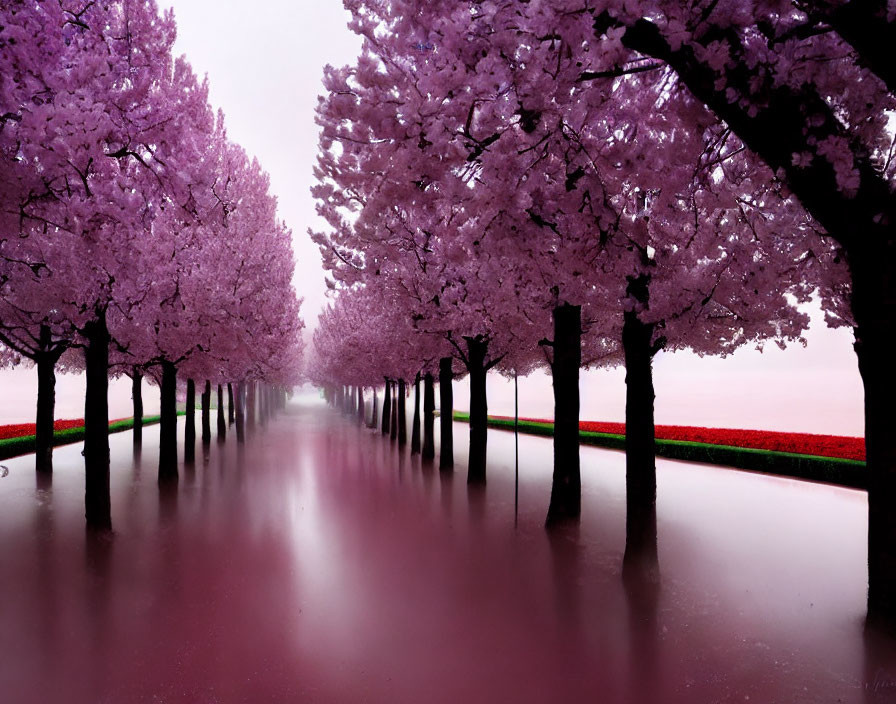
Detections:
[314, 6, 834, 559]
[0, 0, 214, 527]
[312, 49, 554, 482]
[1, 0, 304, 527]
[309, 282, 444, 446]
[413, 0, 894, 625]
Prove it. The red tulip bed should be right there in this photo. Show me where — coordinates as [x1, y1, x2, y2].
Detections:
[0, 416, 161, 462]
[453, 412, 867, 490]
[522, 418, 865, 461]
[0, 419, 89, 441]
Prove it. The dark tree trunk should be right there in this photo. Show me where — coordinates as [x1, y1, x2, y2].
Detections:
[35, 340, 57, 476]
[546, 303, 582, 527]
[422, 373, 435, 461]
[390, 384, 398, 441]
[411, 374, 421, 454]
[465, 337, 488, 485]
[852, 259, 896, 627]
[228, 383, 235, 425]
[259, 383, 267, 425]
[131, 366, 143, 453]
[184, 379, 196, 463]
[397, 379, 407, 446]
[438, 357, 454, 472]
[217, 384, 226, 441]
[811, 1, 896, 94]
[158, 361, 178, 483]
[620, 19, 891, 255]
[201, 380, 211, 446]
[83, 313, 111, 531]
[357, 386, 365, 425]
[381, 379, 391, 436]
[235, 381, 246, 444]
[247, 382, 256, 432]
[621, 281, 659, 575]
[371, 388, 379, 429]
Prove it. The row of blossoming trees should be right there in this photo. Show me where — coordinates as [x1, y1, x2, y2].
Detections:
[307, 1, 896, 627]
[0, 0, 304, 530]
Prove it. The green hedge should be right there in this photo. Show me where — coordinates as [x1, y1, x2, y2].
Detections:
[0, 413, 182, 462]
[453, 412, 867, 490]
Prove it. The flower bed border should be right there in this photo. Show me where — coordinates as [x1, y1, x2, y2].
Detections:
[0, 415, 169, 462]
[452, 412, 867, 491]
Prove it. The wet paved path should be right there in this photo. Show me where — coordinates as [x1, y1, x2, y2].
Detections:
[0, 397, 894, 703]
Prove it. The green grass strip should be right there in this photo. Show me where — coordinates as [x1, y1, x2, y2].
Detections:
[453, 411, 867, 490]
[0, 412, 185, 462]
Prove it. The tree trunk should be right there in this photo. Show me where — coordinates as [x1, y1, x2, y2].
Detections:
[390, 383, 398, 441]
[439, 357, 454, 472]
[397, 379, 407, 446]
[411, 374, 421, 454]
[131, 366, 143, 453]
[466, 337, 488, 485]
[622, 302, 659, 575]
[35, 344, 56, 476]
[546, 303, 582, 526]
[423, 373, 435, 461]
[812, 2, 896, 94]
[185, 379, 196, 463]
[382, 379, 391, 436]
[228, 383, 235, 425]
[217, 383, 226, 441]
[247, 381, 256, 432]
[83, 313, 111, 531]
[357, 386, 365, 425]
[158, 361, 178, 483]
[371, 388, 379, 429]
[235, 381, 246, 444]
[852, 258, 896, 627]
[201, 380, 211, 446]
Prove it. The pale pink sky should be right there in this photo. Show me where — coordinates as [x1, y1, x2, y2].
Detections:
[0, 1, 865, 436]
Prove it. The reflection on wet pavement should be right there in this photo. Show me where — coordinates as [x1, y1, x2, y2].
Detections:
[0, 397, 893, 703]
